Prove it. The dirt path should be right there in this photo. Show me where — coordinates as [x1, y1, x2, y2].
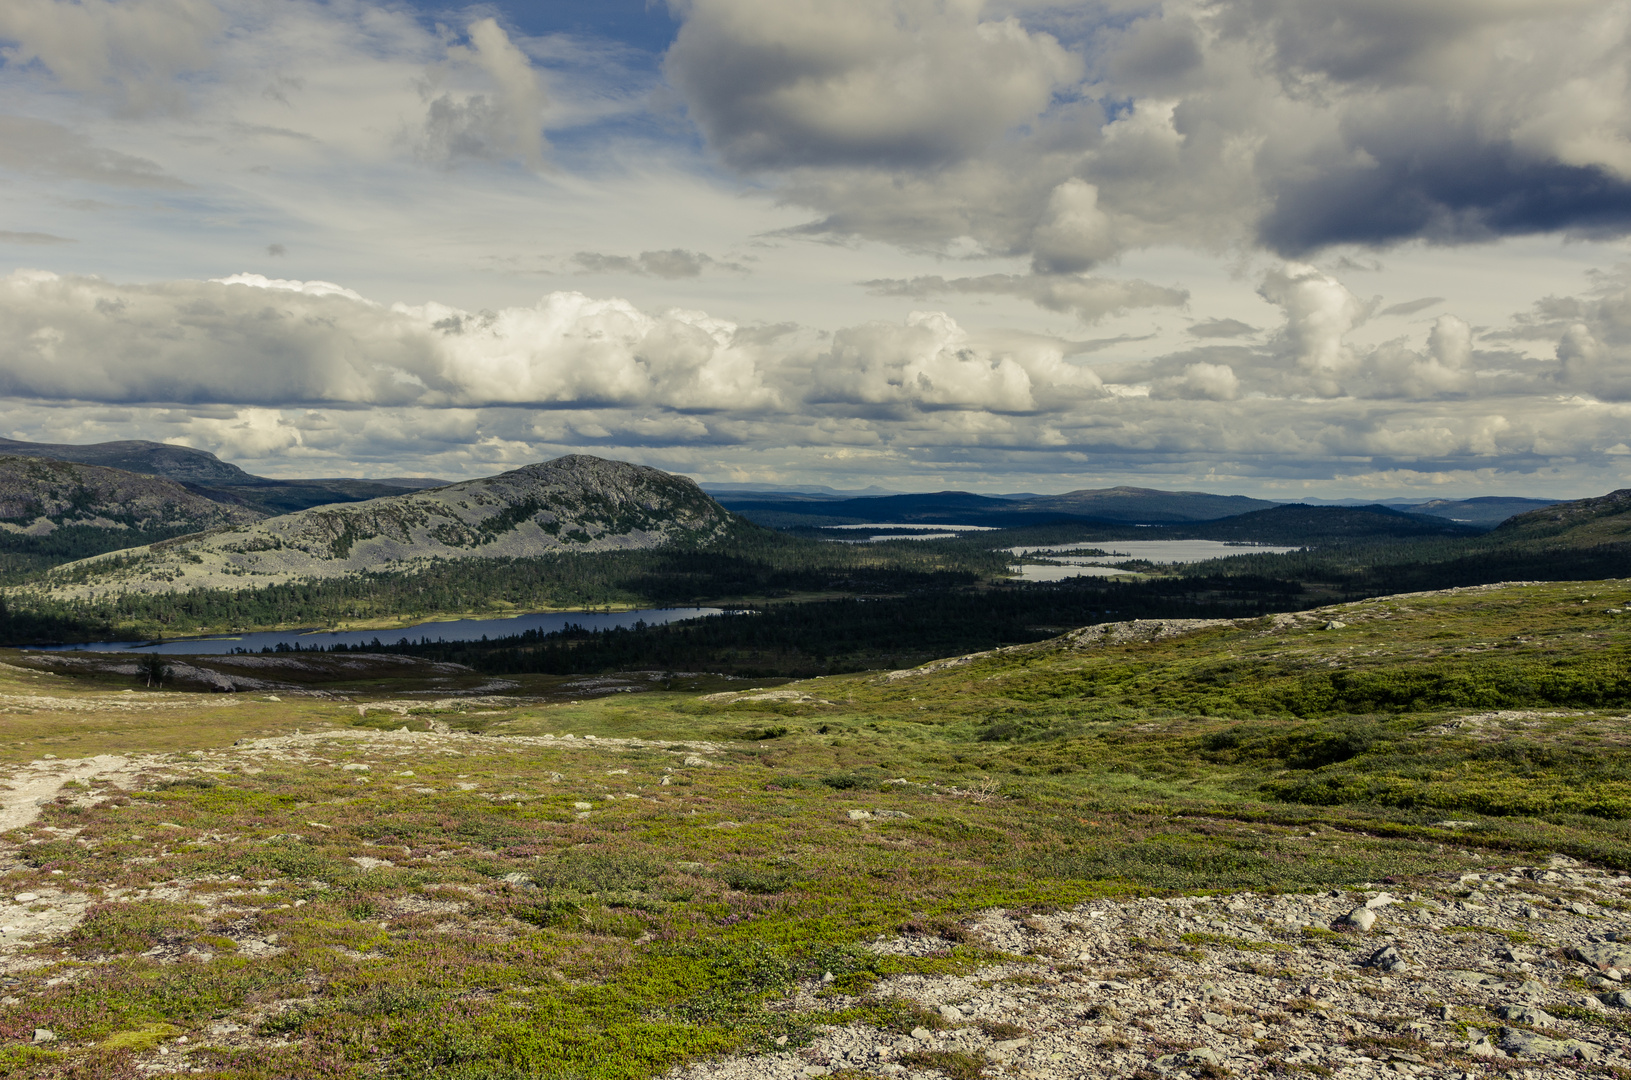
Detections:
[0, 754, 134, 834]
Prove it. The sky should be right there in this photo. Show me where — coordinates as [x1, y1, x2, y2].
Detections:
[2, 1, 1631, 498]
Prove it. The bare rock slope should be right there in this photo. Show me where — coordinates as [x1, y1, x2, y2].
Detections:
[22, 454, 734, 598]
[0, 455, 261, 537]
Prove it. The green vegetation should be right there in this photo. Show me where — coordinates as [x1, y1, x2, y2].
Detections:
[5, 577, 1631, 1077]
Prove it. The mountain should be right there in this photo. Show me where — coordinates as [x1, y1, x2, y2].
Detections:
[716, 486, 1285, 529]
[1407, 496, 1562, 529]
[0, 456, 262, 536]
[1182, 503, 1484, 543]
[714, 490, 1031, 528]
[25, 455, 736, 600]
[0, 437, 260, 485]
[1488, 489, 1631, 545]
[1016, 486, 1281, 523]
[0, 437, 451, 516]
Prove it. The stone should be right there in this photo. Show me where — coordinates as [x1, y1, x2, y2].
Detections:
[846, 810, 873, 821]
[683, 756, 708, 767]
[1363, 944, 1404, 969]
[1493, 1005, 1555, 1027]
[15, 893, 39, 903]
[1570, 942, 1631, 970]
[1500, 1029, 1601, 1061]
[1201, 1010, 1229, 1027]
[1364, 892, 1398, 909]
[939, 1004, 964, 1022]
[32, 1029, 55, 1044]
[909, 1027, 933, 1042]
[1446, 969, 1499, 986]
[1604, 990, 1631, 1008]
[1344, 907, 1377, 932]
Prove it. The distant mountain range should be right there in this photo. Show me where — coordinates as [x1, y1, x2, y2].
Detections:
[0, 438, 449, 516]
[713, 486, 1560, 530]
[26, 455, 734, 600]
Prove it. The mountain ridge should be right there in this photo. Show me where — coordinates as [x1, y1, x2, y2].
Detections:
[0, 437, 452, 516]
[22, 455, 736, 600]
[0, 456, 263, 536]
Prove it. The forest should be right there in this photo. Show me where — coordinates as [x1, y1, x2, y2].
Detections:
[4, 491, 1628, 677]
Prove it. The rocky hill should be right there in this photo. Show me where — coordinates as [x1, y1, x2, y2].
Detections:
[24, 455, 736, 599]
[0, 456, 262, 536]
[0, 437, 450, 515]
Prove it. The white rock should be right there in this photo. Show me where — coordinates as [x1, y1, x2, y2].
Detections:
[1345, 907, 1377, 932]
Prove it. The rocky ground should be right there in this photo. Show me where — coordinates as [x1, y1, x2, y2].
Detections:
[7, 713, 1631, 1078]
[680, 856, 1631, 1079]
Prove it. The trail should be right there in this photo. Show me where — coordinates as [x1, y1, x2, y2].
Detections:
[0, 754, 134, 833]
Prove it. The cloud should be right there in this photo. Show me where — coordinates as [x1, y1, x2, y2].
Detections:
[0, 0, 219, 115]
[1152, 361, 1240, 401]
[417, 18, 549, 168]
[1379, 297, 1446, 318]
[812, 310, 1036, 411]
[663, 0, 1080, 169]
[660, 0, 1631, 264]
[1187, 317, 1257, 338]
[0, 230, 73, 244]
[572, 249, 740, 279]
[862, 272, 1188, 323]
[1257, 262, 1372, 391]
[0, 115, 187, 188]
[0, 269, 782, 412]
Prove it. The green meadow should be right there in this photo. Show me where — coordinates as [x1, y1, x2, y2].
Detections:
[3, 577, 1631, 1077]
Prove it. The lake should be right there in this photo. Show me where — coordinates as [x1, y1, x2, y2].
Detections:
[1006, 539, 1302, 582]
[30, 607, 726, 655]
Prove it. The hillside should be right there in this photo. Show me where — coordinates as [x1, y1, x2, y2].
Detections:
[1017, 485, 1280, 522]
[0, 456, 261, 535]
[0, 437, 260, 485]
[8, 578, 1631, 1079]
[1181, 502, 1482, 542]
[0, 437, 450, 515]
[1408, 494, 1560, 528]
[717, 485, 1288, 528]
[22, 455, 736, 600]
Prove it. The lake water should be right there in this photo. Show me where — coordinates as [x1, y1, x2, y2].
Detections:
[30, 607, 726, 655]
[1007, 539, 1302, 582]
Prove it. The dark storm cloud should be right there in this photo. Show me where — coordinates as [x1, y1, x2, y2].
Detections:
[1259, 131, 1631, 255]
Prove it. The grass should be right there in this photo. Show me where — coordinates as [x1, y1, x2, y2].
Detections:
[3, 577, 1631, 1077]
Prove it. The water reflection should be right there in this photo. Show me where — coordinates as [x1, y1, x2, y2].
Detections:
[30, 607, 726, 655]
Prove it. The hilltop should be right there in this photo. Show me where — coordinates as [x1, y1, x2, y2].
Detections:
[0, 456, 260, 536]
[0, 437, 449, 516]
[23, 455, 736, 600]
